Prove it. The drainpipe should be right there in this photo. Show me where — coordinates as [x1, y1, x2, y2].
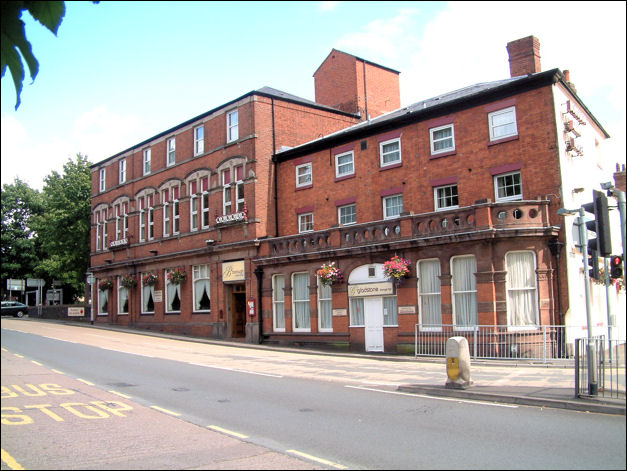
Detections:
[254, 266, 264, 344]
[548, 238, 564, 356]
[271, 97, 279, 237]
[363, 60, 369, 121]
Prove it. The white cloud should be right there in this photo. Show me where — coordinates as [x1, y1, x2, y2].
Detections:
[1, 107, 145, 191]
[320, 1, 341, 12]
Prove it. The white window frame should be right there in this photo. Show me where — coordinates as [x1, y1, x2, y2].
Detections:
[143, 148, 151, 175]
[292, 272, 311, 332]
[201, 192, 210, 228]
[96, 220, 102, 251]
[488, 106, 517, 141]
[148, 207, 154, 240]
[173, 199, 180, 235]
[272, 274, 286, 332]
[194, 125, 204, 155]
[163, 201, 171, 237]
[298, 212, 314, 233]
[99, 168, 106, 192]
[505, 251, 539, 330]
[451, 255, 478, 331]
[193, 264, 211, 312]
[349, 297, 365, 327]
[98, 287, 108, 316]
[141, 275, 155, 314]
[165, 269, 182, 314]
[335, 151, 355, 178]
[338, 203, 356, 226]
[190, 195, 198, 232]
[235, 167, 245, 212]
[227, 110, 239, 142]
[139, 208, 146, 242]
[117, 277, 129, 315]
[317, 276, 333, 332]
[430, 124, 455, 155]
[379, 138, 401, 167]
[417, 259, 442, 331]
[101, 214, 108, 249]
[167, 137, 176, 166]
[434, 184, 459, 211]
[296, 162, 312, 188]
[494, 171, 523, 202]
[119, 159, 126, 184]
[383, 194, 403, 220]
[382, 295, 398, 327]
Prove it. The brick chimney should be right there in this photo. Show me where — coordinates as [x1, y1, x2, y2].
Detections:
[506, 36, 541, 77]
[313, 49, 400, 120]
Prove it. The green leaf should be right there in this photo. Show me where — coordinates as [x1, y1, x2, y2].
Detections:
[24, 1, 65, 35]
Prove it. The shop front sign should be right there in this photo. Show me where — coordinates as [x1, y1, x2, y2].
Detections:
[347, 282, 394, 297]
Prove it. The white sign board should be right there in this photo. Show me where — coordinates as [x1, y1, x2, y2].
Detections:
[347, 282, 394, 297]
[68, 307, 85, 317]
[153, 290, 163, 303]
[7, 279, 25, 291]
[27, 278, 45, 288]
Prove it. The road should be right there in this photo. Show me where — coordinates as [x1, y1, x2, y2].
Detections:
[2, 319, 625, 470]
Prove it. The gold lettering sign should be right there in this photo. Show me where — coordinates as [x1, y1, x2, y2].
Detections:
[223, 261, 246, 282]
[347, 282, 394, 297]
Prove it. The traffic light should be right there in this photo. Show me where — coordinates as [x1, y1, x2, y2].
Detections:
[588, 247, 600, 280]
[582, 190, 612, 257]
[610, 255, 623, 279]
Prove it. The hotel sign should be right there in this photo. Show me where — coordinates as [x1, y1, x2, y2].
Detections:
[215, 211, 247, 225]
[223, 260, 246, 282]
[109, 238, 128, 249]
[348, 282, 394, 297]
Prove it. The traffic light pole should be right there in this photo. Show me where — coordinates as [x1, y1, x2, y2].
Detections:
[576, 207, 598, 396]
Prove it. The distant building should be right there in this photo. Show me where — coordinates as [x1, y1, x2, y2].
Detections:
[90, 36, 625, 353]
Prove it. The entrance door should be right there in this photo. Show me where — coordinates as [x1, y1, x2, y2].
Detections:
[364, 297, 384, 352]
[230, 284, 246, 338]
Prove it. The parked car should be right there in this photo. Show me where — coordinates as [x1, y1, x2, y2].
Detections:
[1, 301, 29, 317]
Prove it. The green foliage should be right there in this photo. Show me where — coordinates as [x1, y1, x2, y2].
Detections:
[0, 178, 43, 285]
[1, 1, 66, 109]
[31, 154, 92, 302]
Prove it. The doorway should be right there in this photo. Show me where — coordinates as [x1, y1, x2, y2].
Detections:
[230, 284, 246, 338]
[364, 297, 384, 352]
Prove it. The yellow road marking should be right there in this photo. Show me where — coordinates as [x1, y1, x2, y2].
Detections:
[287, 449, 347, 469]
[1, 347, 8, 352]
[51, 369, 65, 375]
[150, 405, 180, 416]
[1, 448, 25, 470]
[108, 390, 132, 399]
[77, 378, 94, 386]
[207, 425, 248, 439]
[13, 354, 24, 358]
[31, 360, 43, 366]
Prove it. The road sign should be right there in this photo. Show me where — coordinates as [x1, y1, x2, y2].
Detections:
[7, 279, 25, 291]
[27, 278, 45, 288]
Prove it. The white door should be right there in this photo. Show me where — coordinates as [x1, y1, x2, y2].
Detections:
[364, 297, 384, 352]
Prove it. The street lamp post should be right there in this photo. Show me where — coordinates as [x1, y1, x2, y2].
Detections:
[86, 272, 96, 325]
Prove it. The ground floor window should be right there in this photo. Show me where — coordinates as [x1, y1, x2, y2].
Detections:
[118, 280, 129, 314]
[98, 288, 108, 316]
[318, 278, 332, 331]
[418, 259, 441, 329]
[193, 264, 211, 312]
[452, 255, 477, 329]
[292, 273, 310, 331]
[165, 269, 182, 313]
[273, 274, 285, 331]
[383, 296, 398, 326]
[506, 251, 539, 327]
[350, 297, 364, 326]
[142, 277, 155, 314]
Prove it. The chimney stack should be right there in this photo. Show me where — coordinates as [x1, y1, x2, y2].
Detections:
[506, 36, 541, 77]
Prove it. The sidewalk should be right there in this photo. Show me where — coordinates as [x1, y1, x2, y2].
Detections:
[6, 317, 626, 416]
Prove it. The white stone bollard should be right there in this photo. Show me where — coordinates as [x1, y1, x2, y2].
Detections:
[445, 336, 473, 389]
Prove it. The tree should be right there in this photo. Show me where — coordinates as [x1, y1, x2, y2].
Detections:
[0, 178, 43, 295]
[1, 1, 66, 110]
[31, 154, 92, 302]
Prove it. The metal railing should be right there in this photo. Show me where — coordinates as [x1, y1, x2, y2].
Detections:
[575, 337, 626, 399]
[414, 324, 578, 363]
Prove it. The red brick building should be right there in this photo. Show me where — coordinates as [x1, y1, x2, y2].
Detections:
[91, 37, 622, 353]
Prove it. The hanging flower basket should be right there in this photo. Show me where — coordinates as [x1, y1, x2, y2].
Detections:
[383, 255, 411, 282]
[317, 262, 344, 287]
[143, 272, 158, 287]
[167, 267, 187, 285]
[120, 274, 137, 289]
[99, 278, 114, 291]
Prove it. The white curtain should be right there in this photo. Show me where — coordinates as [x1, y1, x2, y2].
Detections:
[383, 296, 398, 326]
[293, 273, 310, 330]
[273, 275, 285, 330]
[453, 256, 477, 327]
[166, 275, 180, 312]
[318, 281, 332, 330]
[118, 285, 129, 314]
[142, 283, 154, 313]
[193, 265, 210, 311]
[419, 260, 441, 326]
[99, 289, 108, 314]
[350, 297, 364, 326]
[506, 251, 538, 326]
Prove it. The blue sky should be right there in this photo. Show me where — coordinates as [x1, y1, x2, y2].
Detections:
[2, 1, 625, 190]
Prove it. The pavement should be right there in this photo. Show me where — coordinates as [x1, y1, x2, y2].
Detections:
[3, 317, 626, 416]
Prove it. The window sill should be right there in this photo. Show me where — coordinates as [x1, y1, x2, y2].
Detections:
[140, 312, 155, 316]
[429, 150, 456, 160]
[379, 162, 402, 171]
[488, 135, 519, 147]
[335, 174, 355, 183]
[296, 184, 313, 191]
